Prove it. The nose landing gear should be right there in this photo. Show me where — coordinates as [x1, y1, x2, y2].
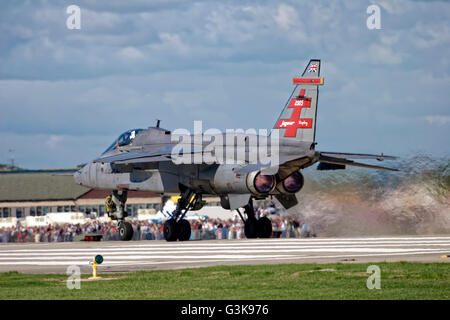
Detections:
[106, 189, 134, 241]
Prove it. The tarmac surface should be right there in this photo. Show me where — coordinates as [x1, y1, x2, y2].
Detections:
[0, 236, 449, 274]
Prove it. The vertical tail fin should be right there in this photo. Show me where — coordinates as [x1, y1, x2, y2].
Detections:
[273, 59, 323, 143]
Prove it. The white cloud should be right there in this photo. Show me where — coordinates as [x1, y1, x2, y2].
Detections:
[45, 135, 64, 149]
[81, 9, 122, 30]
[425, 115, 450, 126]
[157, 33, 189, 55]
[411, 22, 450, 49]
[375, 0, 414, 14]
[380, 34, 399, 46]
[118, 46, 144, 60]
[359, 44, 403, 65]
[274, 4, 298, 30]
[273, 4, 306, 42]
[204, 5, 268, 45]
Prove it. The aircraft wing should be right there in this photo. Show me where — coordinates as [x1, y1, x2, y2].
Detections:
[93, 145, 203, 165]
[95, 152, 158, 163]
[98, 154, 173, 164]
[94, 151, 173, 164]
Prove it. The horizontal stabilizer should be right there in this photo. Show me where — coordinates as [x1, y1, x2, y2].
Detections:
[317, 162, 345, 170]
[319, 151, 397, 161]
[318, 155, 398, 171]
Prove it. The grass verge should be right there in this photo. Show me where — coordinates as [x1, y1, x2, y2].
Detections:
[0, 262, 449, 299]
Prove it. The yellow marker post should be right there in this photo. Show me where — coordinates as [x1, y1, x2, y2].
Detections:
[88, 255, 103, 280]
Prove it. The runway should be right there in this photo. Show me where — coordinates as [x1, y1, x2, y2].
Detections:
[0, 236, 449, 274]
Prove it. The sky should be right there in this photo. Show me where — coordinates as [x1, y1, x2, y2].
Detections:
[0, 0, 449, 169]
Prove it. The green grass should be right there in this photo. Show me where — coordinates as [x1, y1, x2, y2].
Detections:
[0, 262, 449, 299]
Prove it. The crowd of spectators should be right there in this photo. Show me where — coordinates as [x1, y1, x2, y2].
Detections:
[0, 215, 313, 243]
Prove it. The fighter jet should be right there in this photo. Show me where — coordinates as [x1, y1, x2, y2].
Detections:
[74, 59, 397, 241]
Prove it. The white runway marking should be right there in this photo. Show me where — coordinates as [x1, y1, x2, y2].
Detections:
[0, 247, 448, 258]
[3, 240, 450, 253]
[5, 236, 450, 249]
[0, 236, 449, 272]
[2, 242, 450, 254]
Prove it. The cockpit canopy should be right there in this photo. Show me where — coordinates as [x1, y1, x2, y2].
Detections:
[103, 128, 144, 154]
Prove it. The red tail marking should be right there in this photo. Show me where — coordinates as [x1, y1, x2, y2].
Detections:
[275, 89, 312, 138]
[293, 78, 323, 85]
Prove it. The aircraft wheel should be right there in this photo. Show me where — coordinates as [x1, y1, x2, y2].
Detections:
[178, 219, 191, 241]
[257, 217, 272, 238]
[244, 220, 258, 239]
[118, 221, 133, 241]
[164, 219, 179, 242]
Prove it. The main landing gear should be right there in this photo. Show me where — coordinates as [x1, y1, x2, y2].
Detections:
[163, 189, 204, 242]
[237, 200, 272, 239]
[105, 189, 134, 241]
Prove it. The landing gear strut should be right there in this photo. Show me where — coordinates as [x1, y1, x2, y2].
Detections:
[163, 188, 198, 242]
[106, 189, 134, 241]
[238, 199, 272, 239]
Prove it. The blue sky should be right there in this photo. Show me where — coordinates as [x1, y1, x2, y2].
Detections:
[0, 0, 449, 169]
